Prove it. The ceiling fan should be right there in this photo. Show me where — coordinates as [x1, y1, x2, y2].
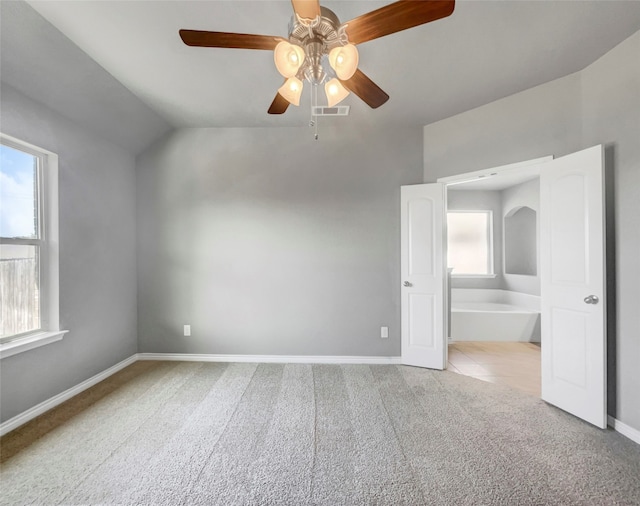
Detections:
[179, 0, 455, 114]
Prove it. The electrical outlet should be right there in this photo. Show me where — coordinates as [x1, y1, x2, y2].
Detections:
[183, 324, 191, 337]
[381, 326, 389, 339]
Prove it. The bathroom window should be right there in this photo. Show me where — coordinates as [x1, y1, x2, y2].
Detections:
[447, 211, 494, 276]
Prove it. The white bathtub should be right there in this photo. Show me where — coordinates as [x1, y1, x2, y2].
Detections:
[450, 289, 540, 342]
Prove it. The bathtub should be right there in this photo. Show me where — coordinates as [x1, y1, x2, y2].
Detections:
[450, 289, 540, 342]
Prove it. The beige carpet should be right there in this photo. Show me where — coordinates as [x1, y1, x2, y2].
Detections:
[1, 361, 639, 505]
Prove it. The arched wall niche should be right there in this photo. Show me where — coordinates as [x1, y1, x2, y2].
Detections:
[504, 205, 537, 276]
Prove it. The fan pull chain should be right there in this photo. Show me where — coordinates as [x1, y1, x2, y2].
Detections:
[314, 85, 319, 140]
[309, 83, 314, 128]
[309, 83, 319, 140]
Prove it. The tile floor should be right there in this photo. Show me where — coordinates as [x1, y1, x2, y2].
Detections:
[447, 341, 541, 397]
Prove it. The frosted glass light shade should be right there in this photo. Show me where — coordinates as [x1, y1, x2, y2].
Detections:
[274, 41, 305, 78]
[278, 77, 304, 106]
[324, 78, 349, 107]
[328, 44, 359, 80]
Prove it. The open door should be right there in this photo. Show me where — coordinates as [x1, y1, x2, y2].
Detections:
[540, 145, 606, 428]
[400, 183, 446, 369]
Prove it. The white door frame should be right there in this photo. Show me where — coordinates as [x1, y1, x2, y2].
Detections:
[437, 156, 553, 187]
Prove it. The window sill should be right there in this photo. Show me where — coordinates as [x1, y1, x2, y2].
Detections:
[0, 330, 68, 359]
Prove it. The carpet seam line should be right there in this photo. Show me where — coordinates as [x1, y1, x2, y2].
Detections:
[376, 365, 430, 504]
[309, 363, 319, 504]
[36, 361, 178, 505]
[181, 363, 260, 503]
[54, 362, 204, 505]
[52, 366, 193, 505]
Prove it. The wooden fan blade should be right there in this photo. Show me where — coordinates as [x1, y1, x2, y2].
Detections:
[268, 92, 290, 114]
[339, 69, 389, 109]
[179, 30, 283, 50]
[344, 0, 455, 45]
[291, 0, 321, 22]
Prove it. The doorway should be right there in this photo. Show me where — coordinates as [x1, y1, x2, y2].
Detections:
[444, 168, 542, 397]
[401, 146, 607, 427]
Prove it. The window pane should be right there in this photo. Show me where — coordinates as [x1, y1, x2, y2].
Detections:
[0, 244, 41, 337]
[0, 144, 38, 239]
[447, 212, 490, 275]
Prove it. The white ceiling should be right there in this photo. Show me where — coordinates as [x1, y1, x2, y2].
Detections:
[0, 1, 172, 154]
[20, 1, 640, 129]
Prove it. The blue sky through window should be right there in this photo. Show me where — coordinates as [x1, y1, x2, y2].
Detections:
[0, 144, 37, 238]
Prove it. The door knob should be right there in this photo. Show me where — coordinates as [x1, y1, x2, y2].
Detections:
[584, 295, 599, 305]
[403, 281, 412, 287]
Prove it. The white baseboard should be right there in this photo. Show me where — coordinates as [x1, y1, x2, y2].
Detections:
[138, 353, 402, 365]
[0, 354, 138, 437]
[608, 415, 640, 445]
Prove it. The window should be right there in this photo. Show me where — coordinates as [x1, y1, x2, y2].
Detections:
[0, 134, 64, 357]
[447, 211, 494, 276]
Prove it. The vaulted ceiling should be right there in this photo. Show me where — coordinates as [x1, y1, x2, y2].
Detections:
[3, 1, 640, 153]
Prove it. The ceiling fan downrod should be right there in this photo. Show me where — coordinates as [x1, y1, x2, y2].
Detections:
[303, 39, 326, 85]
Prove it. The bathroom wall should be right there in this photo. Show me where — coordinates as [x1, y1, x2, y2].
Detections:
[501, 178, 540, 296]
[447, 190, 502, 290]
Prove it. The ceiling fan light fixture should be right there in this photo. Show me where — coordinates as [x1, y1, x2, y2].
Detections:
[324, 78, 349, 107]
[274, 41, 305, 78]
[328, 44, 359, 80]
[278, 77, 304, 106]
[181, 0, 457, 115]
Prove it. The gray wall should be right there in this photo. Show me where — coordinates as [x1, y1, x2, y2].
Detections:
[423, 72, 582, 179]
[0, 0, 171, 155]
[423, 32, 640, 432]
[447, 190, 503, 290]
[581, 31, 640, 433]
[501, 179, 540, 296]
[136, 124, 423, 356]
[0, 83, 138, 423]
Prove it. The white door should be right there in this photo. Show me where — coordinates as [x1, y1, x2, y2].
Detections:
[540, 145, 606, 428]
[400, 184, 446, 369]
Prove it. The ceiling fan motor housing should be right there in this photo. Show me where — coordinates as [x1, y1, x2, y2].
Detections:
[289, 7, 347, 84]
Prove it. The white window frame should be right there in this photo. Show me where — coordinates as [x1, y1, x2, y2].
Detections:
[446, 209, 495, 278]
[0, 134, 66, 358]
